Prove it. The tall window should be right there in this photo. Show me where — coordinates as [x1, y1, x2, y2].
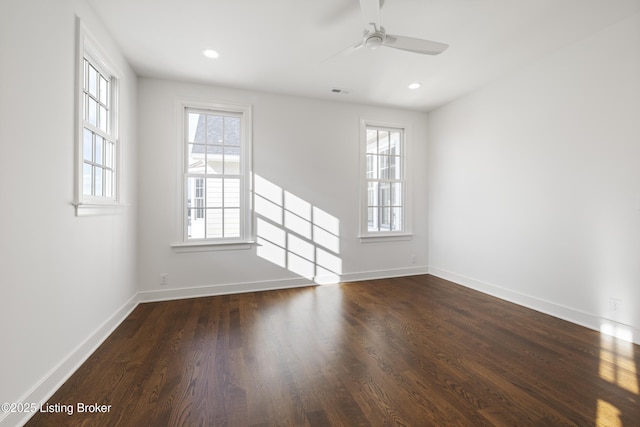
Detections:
[75, 20, 120, 215]
[360, 121, 409, 238]
[182, 103, 252, 244]
[82, 56, 115, 198]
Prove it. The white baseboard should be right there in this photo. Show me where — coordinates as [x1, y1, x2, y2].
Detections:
[428, 266, 640, 345]
[1, 293, 140, 427]
[138, 266, 431, 302]
[138, 276, 314, 302]
[341, 266, 430, 283]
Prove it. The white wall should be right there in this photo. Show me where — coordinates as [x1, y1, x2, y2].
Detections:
[137, 78, 429, 298]
[427, 13, 640, 339]
[0, 1, 138, 425]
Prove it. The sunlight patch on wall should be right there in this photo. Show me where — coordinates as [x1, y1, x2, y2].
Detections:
[254, 174, 342, 284]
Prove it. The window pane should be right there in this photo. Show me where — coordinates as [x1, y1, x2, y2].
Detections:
[188, 113, 205, 143]
[95, 136, 103, 165]
[389, 155, 401, 179]
[207, 114, 223, 144]
[224, 178, 240, 208]
[99, 106, 108, 133]
[379, 155, 390, 179]
[367, 181, 377, 207]
[391, 207, 402, 231]
[99, 76, 108, 103]
[105, 170, 113, 197]
[391, 183, 403, 206]
[389, 131, 400, 155]
[88, 64, 98, 97]
[379, 131, 389, 152]
[88, 98, 98, 127]
[188, 144, 205, 172]
[367, 207, 377, 232]
[83, 94, 88, 121]
[223, 146, 240, 174]
[83, 128, 93, 161]
[224, 116, 241, 145]
[206, 209, 223, 238]
[105, 141, 113, 169]
[202, 145, 221, 174]
[380, 206, 391, 229]
[94, 167, 103, 197]
[224, 209, 240, 237]
[366, 129, 378, 153]
[83, 163, 93, 195]
[366, 154, 376, 179]
[186, 178, 198, 210]
[187, 209, 205, 239]
[206, 178, 223, 208]
[379, 182, 391, 206]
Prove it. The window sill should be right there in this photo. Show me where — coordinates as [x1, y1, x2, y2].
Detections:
[74, 202, 126, 217]
[171, 240, 255, 253]
[359, 233, 413, 243]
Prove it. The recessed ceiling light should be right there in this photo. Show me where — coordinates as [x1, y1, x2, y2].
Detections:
[408, 82, 421, 90]
[202, 49, 220, 59]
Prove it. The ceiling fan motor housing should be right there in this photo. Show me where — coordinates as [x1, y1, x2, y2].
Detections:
[364, 25, 385, 49]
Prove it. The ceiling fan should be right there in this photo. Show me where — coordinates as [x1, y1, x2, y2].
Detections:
[344, 0, 449, 56]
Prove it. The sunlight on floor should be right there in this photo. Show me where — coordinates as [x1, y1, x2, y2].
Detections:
[597, 323, 638, 427]
[254, 174, 342, 284]
[597, 399, 622, 427]
[599, 323, 639, 394]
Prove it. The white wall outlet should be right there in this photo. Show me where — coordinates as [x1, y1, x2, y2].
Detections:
[410, 254, 417, 264]
[160, 274, 168, 286]
[609, 298, 621, 313]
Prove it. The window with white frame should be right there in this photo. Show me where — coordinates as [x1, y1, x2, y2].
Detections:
[75, 20, 120, 215]
[182, 103, 252, 245]
[360, 121, 409, 238]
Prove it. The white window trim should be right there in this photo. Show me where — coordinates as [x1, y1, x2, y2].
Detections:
[358, 118, 413, 242]
[74, 18, 124, 216]
[172, 98, 253, 250]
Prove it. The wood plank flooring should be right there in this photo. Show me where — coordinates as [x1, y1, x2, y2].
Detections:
[26, 275, 640, 426]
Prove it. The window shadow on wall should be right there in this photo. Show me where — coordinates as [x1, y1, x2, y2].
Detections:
[254, 174, 342, 285]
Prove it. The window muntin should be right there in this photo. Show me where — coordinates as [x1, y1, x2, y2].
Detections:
[362, 124, 407, 236]
[183, 107, 250, 243]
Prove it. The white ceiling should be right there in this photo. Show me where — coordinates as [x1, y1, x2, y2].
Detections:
[87, 0, 640, 112]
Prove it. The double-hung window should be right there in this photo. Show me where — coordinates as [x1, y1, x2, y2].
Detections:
[360, 120, 410, 240]
[179, 102, 252, 247]
[75, 20, 120, 215]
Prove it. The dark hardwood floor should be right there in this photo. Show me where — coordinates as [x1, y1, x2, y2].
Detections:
[26, 275, 639, 426]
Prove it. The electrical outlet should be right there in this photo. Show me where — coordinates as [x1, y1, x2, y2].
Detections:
[160, 274, 168, 286]
[609, 298, 621, 313]
[410, 254, 417, 264]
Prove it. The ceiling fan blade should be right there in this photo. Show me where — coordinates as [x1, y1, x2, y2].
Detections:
[359, 0, 382, 26]
[323, 40, 364, 63]
[383, 34, 449, 55]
